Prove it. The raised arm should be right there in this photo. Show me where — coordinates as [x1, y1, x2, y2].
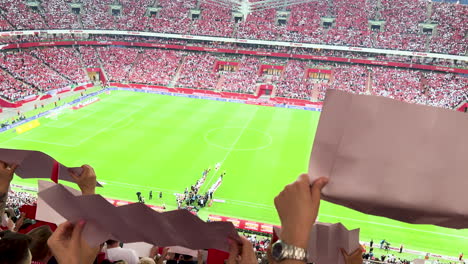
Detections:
[272, 174, 328, 264]
[69, 165, 97, 195]
[0, 161, 18, 217]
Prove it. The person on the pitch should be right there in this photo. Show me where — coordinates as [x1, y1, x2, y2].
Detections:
[149, 190, 153, 200]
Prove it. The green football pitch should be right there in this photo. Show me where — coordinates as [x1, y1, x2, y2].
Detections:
[1, 90, 467, 258]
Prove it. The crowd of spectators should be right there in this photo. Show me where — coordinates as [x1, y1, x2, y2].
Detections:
[0, 155, 332, 264]
[190, 3, 234, 37]
[129, 49, 183, 86]
[5, 189, 36, 209]
[425, 72, 468, 109]
[429, 2, 467, 55]
[30, 47, 89, 84]
[0, 32, 464, 69]
[1, 161, 460, 263]
[0, 51, 69, 92]
[371, 68, 426, 105]
[0, 68, 35, 101]
[275, 60, 312, 100]
[176, 53, 219, 90]
[39, 0, 82, 29]
[328, 64, 368, 94]
[0, 0, 465, 55]
[97, 46, 139, 83]
[0, 46, 465, 109]
[220, 57, 261, 94]
[79, 46, 102, 68]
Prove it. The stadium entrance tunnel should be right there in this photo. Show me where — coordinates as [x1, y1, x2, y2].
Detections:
[204, 127, 272, 151]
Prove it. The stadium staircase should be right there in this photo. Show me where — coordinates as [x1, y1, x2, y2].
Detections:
[424, 37, 431, 55]
[77, 13, 84, 28]
[0, 13, 15, 30]
[97, 51, 111, 84]
[366, 70, 373, 94]
[0, 67, 39, 91]
[37, 8, 50, 28]
[426, 1, 434, 21]
[168, 55, 187, 88]
[31, 53, 73, 82]
[125, 49, 143, 82]
[215, 75, 226, 91]
[75, 47, 91, 79]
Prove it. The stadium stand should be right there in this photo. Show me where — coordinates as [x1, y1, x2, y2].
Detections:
[0, 44, 464, 110]
[0, 51, 69, 91]
[0, 0, 464, 54]
[129, 49, 183, 86]
[0, 1, 466, 264]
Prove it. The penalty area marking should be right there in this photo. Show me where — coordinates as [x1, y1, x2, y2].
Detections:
[203, 127, 273, 152]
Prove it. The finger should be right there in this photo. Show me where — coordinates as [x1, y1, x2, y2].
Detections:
[50, 221, 74, 241]
[226, 238, 240, 264]
[71, 220, 86, 245]
[310, 177, 329, 209]
[9, 164, 18, 173]
[297, 173, 311, 189]
[0, 161, 5, 169]
[82, 165, 92, 174]
[69, 169, 80, 182]
[240, 237, 255, 259]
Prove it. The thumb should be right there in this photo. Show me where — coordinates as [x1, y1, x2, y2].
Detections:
[9, 164, 18, 173]
[310, 177, 328, 209]
[69, 169, 80, 182]
[71, 220, 86, 245]
[240, 236, 255, 259]
[226, 239, 240, 264]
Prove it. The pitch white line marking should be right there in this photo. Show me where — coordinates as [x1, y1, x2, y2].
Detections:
[203, 107, 259, 192]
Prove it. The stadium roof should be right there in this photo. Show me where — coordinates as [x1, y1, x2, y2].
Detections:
[201, 0, 318, 15]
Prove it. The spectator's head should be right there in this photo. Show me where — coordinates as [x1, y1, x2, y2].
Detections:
[27, 225, 53, 263]
[139, 257, 156, 264]
[0, 230, 32, 264]
[106, 239, 120, 248]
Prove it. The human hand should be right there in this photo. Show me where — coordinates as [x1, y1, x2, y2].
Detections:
[157, 247, 170, 264]
[274, 174, 328, 248]
[197, 250, 203, 264]
[0, 161, 18, 192]
[341, 248, 363, 264]
[6, 217, 15, 231]
[150, 245, 159, 259]
[69, 165, 97, 195]
[47, 220, 100, 264]
[13, 212, 26, 232]
[226, 237, 257, 264]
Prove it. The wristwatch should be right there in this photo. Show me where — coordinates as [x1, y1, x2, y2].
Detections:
[271, 240, 308, 262]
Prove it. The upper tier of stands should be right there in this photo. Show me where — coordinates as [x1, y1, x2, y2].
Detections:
[0, 0, 465, 55]
[0, 46, 466, 110]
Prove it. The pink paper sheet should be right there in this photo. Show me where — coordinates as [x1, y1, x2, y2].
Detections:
[38, 183, 239, 251]
[0, 148, 101, 186]
[310, 90, 468, 229]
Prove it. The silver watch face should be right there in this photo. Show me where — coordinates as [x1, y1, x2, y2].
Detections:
[272, 242, 284, 259]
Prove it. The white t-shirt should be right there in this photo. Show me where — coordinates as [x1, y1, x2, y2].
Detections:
[106, 247, 139, 264]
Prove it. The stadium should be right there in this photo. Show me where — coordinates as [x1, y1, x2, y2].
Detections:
[0, 0, 466, 263]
